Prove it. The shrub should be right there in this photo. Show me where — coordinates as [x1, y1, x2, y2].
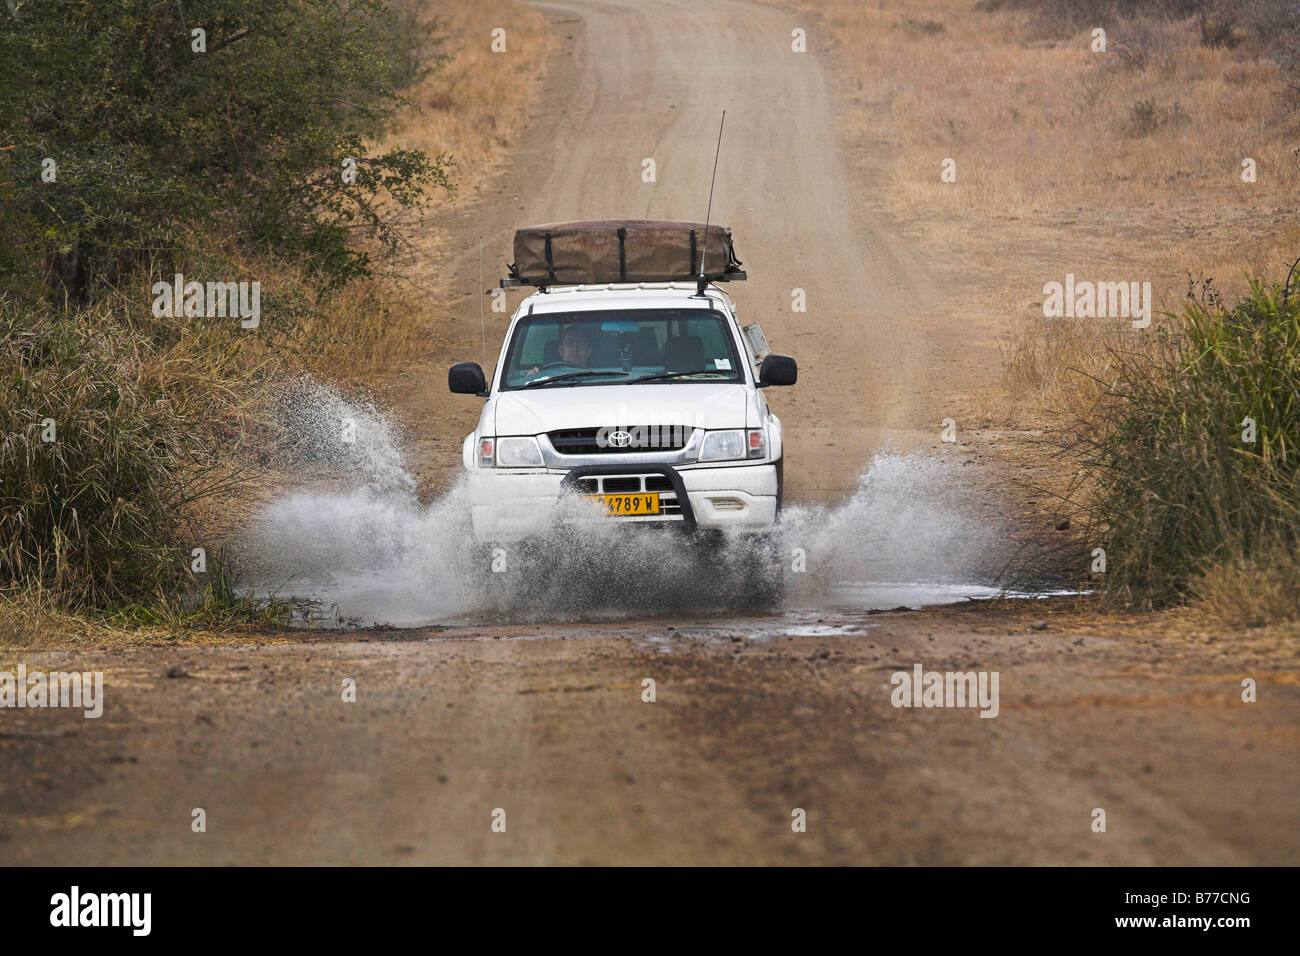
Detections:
[1120, 98, 1187, 136]
[1078, 276, 1300, 611]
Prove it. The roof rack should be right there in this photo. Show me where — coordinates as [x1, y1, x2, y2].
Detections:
[499, 219, 746, 289]
[499, 272, 745, 289]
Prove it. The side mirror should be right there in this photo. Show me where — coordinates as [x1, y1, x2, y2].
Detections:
[758, 354, 797, 387]
[449, 362, 488, 396]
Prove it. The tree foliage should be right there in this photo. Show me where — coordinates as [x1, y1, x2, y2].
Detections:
[0, 0, 451, 297]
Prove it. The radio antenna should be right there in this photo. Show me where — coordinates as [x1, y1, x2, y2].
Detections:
[479, 236, 487, 366]
[695, 110, 726, 296]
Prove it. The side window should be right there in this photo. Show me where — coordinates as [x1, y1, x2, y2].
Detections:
[735, 316, 758, 369]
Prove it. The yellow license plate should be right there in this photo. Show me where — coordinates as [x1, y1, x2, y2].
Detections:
[586, 492, 660, 516]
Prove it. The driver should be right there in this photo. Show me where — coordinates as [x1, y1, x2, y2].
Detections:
[529, 323, 593, 375]
[557, 323, 593, 366]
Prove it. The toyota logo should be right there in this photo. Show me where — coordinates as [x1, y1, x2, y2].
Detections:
[607, 430, 633, 448]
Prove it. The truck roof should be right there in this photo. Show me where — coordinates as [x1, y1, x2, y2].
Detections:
[520, 282, 736, 316]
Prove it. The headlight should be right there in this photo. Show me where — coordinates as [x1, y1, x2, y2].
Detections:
[494, 436, 545, 468]
[698, 429, 746, 462]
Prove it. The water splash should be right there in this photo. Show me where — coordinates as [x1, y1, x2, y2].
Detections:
[270, 377, 415, 494]
[242, 385, 1043, 626]
[780, 450, 1016, 609]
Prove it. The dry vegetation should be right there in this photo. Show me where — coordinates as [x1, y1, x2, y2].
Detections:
[382, 0, 552, 293]
[389, 0, 551, 207]
[1, 0, 551, 642]
[127, 1, 555, 391]
[780, 0, 1300, 621]
[271, 0, 553, 388]
[778, 0, 1300, 420]
[272, 0, 552, 384]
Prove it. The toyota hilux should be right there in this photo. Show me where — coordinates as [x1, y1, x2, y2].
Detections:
[447, 220, 797, 596]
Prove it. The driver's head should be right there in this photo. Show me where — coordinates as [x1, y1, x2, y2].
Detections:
[558, 324, 593, 366]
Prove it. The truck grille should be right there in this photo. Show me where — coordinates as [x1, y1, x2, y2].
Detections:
[548, 426, 691, 456]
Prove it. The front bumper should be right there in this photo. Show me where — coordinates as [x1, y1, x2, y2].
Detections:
[468, 462, 778, 542]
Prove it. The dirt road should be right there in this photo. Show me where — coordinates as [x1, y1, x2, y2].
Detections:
[395, 0, 979, 500]
[2, 0, 1296, 865]
[3, 603, 1296, 865]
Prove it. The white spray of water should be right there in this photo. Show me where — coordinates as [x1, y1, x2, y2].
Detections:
[244, 382, 1024, 626]
[271, 377, 414, 493]
[781, 451, 1013, 609]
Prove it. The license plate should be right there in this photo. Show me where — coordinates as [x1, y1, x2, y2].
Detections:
[586, 492, 660, 516]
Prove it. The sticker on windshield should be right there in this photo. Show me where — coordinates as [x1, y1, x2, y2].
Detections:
[714, 358, 732, 370]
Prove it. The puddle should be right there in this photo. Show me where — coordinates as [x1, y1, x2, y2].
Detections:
[812, 582, 1083, 611]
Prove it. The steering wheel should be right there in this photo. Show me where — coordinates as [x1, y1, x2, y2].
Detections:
[534, 361, 582, 371]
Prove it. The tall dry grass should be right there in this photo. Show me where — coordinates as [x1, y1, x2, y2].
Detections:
[776, 0, 1300, 416]
[1196, 540, 1300, 627]
[0, 293, 262, 610]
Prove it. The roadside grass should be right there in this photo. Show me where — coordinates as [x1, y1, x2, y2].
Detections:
[0, 235, 440, 632]
[0, 292, 288, 610]
[0, 583, 294, 650]
[1195, 539, 1300, 628]
[999, 314, 1144, 423]
[156, 231, 430, 385]
[1072, 277, 1300, 616]
[94, 545, 290, 630]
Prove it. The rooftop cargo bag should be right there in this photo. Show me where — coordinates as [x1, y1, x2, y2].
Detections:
[507, 219, 744, 287]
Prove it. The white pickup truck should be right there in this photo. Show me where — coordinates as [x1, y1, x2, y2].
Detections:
[448, 222, 796, 596]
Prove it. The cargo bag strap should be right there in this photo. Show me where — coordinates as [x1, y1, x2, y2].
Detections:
[689, 229, 698, 276]
[544, 232, 556, 283]
[617, 227, 627, 282]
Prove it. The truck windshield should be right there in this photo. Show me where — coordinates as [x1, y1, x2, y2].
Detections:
[500, 309, 745, 390]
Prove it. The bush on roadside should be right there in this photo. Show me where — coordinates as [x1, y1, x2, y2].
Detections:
[0, 297, 250, 608]
[1078, 276, 1300, 615]
[0, 0, 452, 626]
[0, 230, 425, 613]
[1119, 98, 1188, 137]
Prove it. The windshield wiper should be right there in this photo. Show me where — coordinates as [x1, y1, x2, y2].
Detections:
[519, 369, 628, 389]
[626, 368, 719, 384]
